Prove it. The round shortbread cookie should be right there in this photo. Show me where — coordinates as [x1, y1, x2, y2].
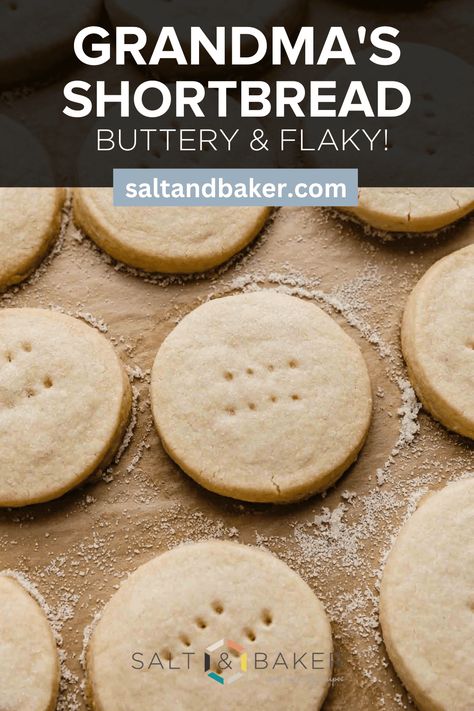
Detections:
[87, 540, 333, 711]
[402, 243, 474, 439]
[0, 0, 102, 87]
[304, 45, 473, 207]
[341, 188, 474, 233]
[0, 188, 65, 290]
[0, 308, 132, 507]
[0, 575, 60, 711]
[380, 478, 474, 711]
[74, 189, 270, 274]
[151, 291, 372, 502]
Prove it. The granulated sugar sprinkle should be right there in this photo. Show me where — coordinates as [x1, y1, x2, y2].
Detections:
[1, 205, 472, 711]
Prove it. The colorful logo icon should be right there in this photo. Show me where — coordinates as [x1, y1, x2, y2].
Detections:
[204, 639, 247, 685]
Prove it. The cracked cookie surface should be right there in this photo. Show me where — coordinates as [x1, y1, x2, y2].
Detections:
[341, 188, 474, 233]
[150, 290, 372, 503]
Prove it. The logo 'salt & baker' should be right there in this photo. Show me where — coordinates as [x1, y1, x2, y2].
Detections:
[204, 639, 247, 685]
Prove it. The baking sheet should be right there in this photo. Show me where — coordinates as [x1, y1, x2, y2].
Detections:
[1, 200, 473, 710]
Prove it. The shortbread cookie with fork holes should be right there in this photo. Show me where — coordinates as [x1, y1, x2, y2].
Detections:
[151, 290, 372, 502]
[87, 540, 333, 711]
[0, 308, 131, 506]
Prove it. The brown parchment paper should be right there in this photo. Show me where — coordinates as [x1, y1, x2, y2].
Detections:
[0, 200, 473, 711]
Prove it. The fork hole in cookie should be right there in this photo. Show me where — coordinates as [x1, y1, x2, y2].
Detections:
[25, 388, 36, 398]
[161, 648, 173, 661]
[43, 377, 53, 389]
[245, 628, 257, 642]
[5, 352, 13, 363]
[248, 403, 256, 411]
[225, 407, 235, 416]
[196, 618, 207, 629]
[21, 343, 32, 352]
[224, 371, 233, 381]
[211, 601, 224, 615]
[262, 609, 273, 626]
[180, 634, 191, 647]
[267, 364, 274, 372]
[246, 368, 254, 375]
[288, 359, 298, 369]
[291, 394, 300, 401]
[270, 395, 277, 403]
